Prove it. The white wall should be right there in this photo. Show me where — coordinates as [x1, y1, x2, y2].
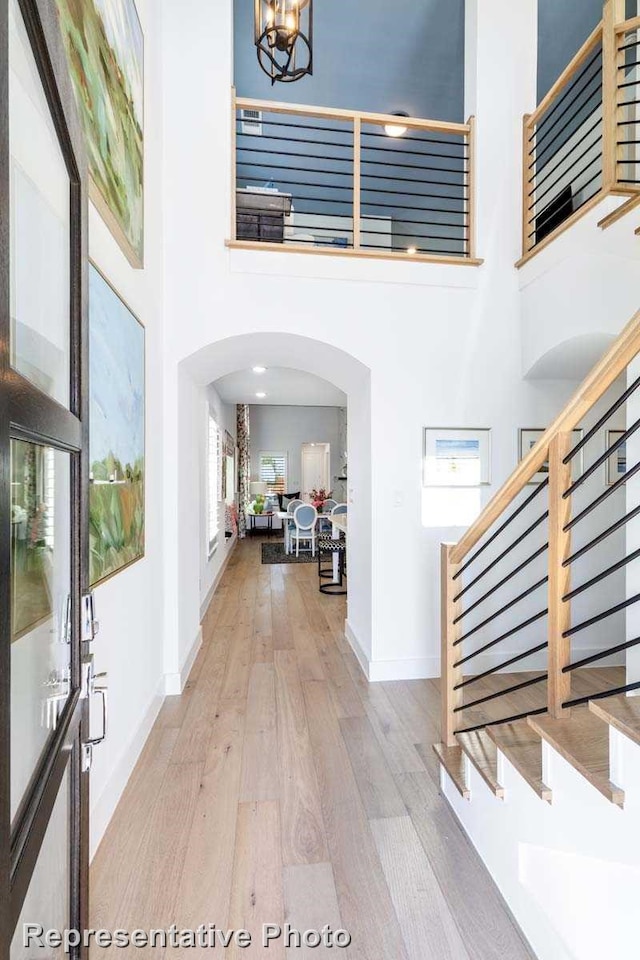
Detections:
[248, 404, 343, 496]
[87, 0, 166, 857]
[520, 192, 640, 378]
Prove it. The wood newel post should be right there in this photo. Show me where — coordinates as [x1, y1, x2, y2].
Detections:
[231, 87, 237, 241]
[441, 543, 463, 747]
[522, 113, 532, 256]
[466, 115, 476, 260]
[353, 116, 361, 250]
[547, 432, 573, 719]
[602, 0, 625, 192]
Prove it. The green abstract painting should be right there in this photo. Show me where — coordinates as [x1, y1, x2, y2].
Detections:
[57, 0, 143, 266]
[89, 265, 145, 585]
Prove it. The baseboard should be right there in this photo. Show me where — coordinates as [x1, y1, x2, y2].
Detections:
[368, 656, 441, 682]
[344, 621, 441, 682]
[90, 676, 165, 860]
[199, 535, 237, 621]
[344, 620, 371, 680]
[164, 626, 203, 696]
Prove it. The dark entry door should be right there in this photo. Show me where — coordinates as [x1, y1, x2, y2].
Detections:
[0, 0, 93, 956]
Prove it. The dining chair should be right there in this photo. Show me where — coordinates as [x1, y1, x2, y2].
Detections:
[318, 498, 338, 534]
[292, 504, 318, 557]
[285, 499, 303, 554]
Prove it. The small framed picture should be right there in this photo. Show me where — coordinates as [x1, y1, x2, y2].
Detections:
[423, 428, 491, 487]
[606, 430, 626, 486]
[518, 428, 584, 484]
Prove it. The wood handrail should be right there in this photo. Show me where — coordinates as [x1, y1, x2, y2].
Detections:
[234, 95, 471, 136]
[450, 308, 640, 565]
[527, 21, 603, 130]
[615, 14, 640, 33]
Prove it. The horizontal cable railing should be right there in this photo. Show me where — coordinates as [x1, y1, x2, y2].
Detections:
[441, 309, 640, 746]
[520, 0, 640, 262]
[230, 92, 478, 265]
[522, 22, 604, 259]
[617, 15, 640, 189]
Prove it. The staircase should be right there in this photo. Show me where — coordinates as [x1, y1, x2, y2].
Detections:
[434, 309, 640, 959]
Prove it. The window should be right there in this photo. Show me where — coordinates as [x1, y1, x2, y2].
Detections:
[258, 452, 287, 496]
[208, 411, 220, 556]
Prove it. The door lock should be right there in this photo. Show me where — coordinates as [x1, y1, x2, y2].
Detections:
[82, 593, 100, 643]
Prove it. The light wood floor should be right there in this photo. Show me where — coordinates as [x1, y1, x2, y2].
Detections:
[91, 537, 539, 959]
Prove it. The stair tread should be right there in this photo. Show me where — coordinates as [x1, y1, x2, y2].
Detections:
[589, 694, 640, 748]
[456, 730, 504, 798]
[528, 709, 624, 808]
[485, 721, 552, 802]
[432, 743, 471, 800]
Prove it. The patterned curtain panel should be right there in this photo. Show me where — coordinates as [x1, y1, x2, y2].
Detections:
[236, 403, 251, 539]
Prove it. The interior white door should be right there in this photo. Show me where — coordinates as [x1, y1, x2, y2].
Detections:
[301, 443, 330, 497]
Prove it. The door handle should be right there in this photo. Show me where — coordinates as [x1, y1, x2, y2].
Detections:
[81, 659, 108, 770]
[86, 683, 108, 747]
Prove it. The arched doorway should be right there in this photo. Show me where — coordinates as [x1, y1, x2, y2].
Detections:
[166, 333, 372, 693]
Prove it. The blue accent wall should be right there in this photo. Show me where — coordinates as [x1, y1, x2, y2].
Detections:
[238, 2, 633, 119]
[234, 0, 466, 123]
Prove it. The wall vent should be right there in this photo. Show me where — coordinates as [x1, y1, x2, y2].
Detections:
[241, 109, 263, 136]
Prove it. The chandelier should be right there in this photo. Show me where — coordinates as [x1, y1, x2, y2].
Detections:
[254, 0, 313, 84]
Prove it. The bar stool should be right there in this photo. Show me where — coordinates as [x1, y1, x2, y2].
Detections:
[317, 535, 347, 595]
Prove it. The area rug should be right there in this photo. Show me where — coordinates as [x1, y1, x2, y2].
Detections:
[261, 542, 316, 565]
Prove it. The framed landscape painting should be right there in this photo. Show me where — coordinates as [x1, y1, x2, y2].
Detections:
[89, 264, 145, 585]
[423, 428, 491, 487]
[56, 0, 144, 266]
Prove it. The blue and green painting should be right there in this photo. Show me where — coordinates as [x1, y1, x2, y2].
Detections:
[89, 265, 144, 585]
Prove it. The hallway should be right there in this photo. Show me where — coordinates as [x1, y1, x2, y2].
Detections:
[90, 538, 535, 958]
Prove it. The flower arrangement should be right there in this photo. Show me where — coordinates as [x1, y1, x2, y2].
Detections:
[309, 487, 333, 509]
[252, 493, 267, 515]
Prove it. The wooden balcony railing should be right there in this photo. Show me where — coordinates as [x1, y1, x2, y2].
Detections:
[440, 308, 640, 754]
[227, 91, 481, 267]
[520, 0, 640, 264]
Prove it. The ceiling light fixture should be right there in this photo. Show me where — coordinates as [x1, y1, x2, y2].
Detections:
[384, 111, 409, 138]
[256, 392, 267, 398]
[255, 0, 313, 85]
[252, 365, 267, 374]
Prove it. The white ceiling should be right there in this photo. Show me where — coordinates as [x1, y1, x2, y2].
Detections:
[213, 366, 347, 407]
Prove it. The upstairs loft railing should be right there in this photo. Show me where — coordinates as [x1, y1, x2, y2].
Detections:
[521, 0, 640, 263]
[441, 310, 640, 747]
[227, 91, 481, 267]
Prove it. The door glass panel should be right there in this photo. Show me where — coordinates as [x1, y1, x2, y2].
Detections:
[11, 440, 72, 823]
[10, 766, 70, 958]
[9, 0, 71, 407]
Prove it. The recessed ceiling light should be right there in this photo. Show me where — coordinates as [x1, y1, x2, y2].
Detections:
[252, 366, 267, 374]
[256, 392, 267, 399]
